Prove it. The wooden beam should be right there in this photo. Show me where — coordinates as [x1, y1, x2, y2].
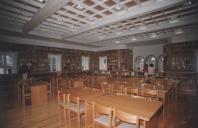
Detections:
[22, 0, 70, 33]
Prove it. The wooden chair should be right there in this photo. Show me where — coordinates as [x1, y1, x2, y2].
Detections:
[58, 90, 67, 108]
[112, 83, 124, 95]
[58, 78, 67, 90]
[143, 89, 159, 101]
[113, 108, 145, 128]
[125, 87, 139, 96]
[101, 82, 113, 94]
[67, 94, 85, 128]
[21, 79, 32, 106]
[50, 75, 57, 93]
[72, 79, 85, 88]
[92, 102, 113, 128]
[57, 90, 68, 126]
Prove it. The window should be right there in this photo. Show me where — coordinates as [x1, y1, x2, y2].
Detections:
[48, 54, 61, 72]
[158, 55, 164, 72]
[81, 56, 89, 71]
[99, 56, 107, 71]
[0, 53, 17, 74]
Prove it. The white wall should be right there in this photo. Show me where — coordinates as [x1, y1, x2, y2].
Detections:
[132, 44, 164, 69]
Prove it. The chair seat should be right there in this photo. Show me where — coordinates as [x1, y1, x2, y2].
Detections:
[58, 102, 67, 107]
[117, 122, 144, 128]
[67, 103, 85, 113]
[94, 115, 109, 127]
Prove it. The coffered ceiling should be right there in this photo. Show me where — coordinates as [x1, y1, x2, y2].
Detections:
[0, 0, 198, 49]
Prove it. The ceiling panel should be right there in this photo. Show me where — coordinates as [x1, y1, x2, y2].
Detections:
[0, 0, 198, 47]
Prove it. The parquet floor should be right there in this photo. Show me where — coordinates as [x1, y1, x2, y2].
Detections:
[0, 94, 198, 128]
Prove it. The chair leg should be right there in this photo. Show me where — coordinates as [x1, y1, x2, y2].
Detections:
[77, 113, 80, 128]
[68, 110, 71, 128]
[64, 109, 68, 128]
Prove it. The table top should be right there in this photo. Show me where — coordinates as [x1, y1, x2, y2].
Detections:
[89, 94, 163, 121]
[65, 87, 104, 101]
[31, 82, 49, 86]
[126, 82, 173, 93]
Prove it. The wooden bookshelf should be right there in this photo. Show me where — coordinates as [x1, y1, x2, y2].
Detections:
[164, 42, 198, 95]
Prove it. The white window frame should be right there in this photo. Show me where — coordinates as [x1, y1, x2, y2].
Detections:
[81, 56, 89, 71]
[48, 54, 61, 72]
[99, 56, 107, 71]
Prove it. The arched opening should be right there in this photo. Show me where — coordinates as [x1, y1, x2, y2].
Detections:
[135, 56, 144, 71]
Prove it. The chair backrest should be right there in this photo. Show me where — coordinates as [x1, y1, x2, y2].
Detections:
[113, 108, 139, 127]
[124, 87, 139, 96]
[58, 79, 66, 89]
[143, 89, 159, 100]
[112, 82, 124, 94]
[58, 90, 66, 105]
[101, 82, 113, 93]
[68, 94, 80, 104]
[73, 79, 85, 88]
[92, 102, 112, 127]
[130, 88, 139, 96]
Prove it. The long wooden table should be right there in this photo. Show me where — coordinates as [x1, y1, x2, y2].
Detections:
[65, 87, 105, 101]
[85, 94, 163, 128]
[125, 82, 174, 103]
[65, 87, 163, 128]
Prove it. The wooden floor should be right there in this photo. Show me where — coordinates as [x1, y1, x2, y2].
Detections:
[0, 93, 198, 128]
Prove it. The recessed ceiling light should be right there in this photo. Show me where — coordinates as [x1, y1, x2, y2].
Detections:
[156, 0, 164, 2]
[169, 17, 180, 24]
[184, 1, 192, 6]
[38, 0, 44, 3]
[57, 16, 63, 21]
[139, 24, 147, 30]
[131, 37, 137, 41]
[115, 5, 122, 11]
[114, 5, 125, 12]
[174, 29, 184, 35]
[99, 36, 104, 39]
[75, 4, 84, 11]
[117, 10, 126, 15]
[87, 18, 94, 22]
[116, 32, 122, 35]
[151, 33, 157, 38]
[115, 40, 121, 44]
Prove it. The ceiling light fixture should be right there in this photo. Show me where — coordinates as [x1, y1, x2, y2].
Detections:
[151, 33, 157, 38]
[139, 24, 147, 30]
[184, 0, 192, 6]
[117, 10, 126, 15]
[57, 16, 63, 21]
[75, 4, 84, 11]
[87, 18, 95, 22]
[174, 28, 184, 35]
[115, 40, 121, 44]
[169, 17, 180, 24]
[38, 0, 44, 3]
[156, 0, 164, 2]
[131, 37, 137, 41]
[114, 5, 122, 11]
[139, 25, 147, 30]
[99, 36, 104, 39]
[116, 31, 122, 35]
